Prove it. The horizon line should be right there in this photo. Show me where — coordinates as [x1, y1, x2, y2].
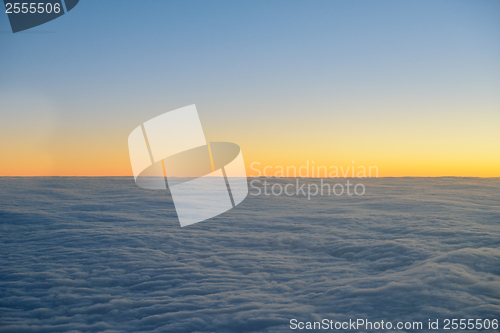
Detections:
[0, 176, 499, 179]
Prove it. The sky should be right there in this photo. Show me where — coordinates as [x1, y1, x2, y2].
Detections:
[0, 0, 499, 177]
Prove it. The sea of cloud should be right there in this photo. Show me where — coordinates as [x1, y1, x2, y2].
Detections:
[0, 177, 499, 332]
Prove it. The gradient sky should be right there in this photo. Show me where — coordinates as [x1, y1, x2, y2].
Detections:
[1, 0, 499, 177]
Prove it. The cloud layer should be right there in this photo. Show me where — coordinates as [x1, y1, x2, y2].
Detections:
[1, 177, 499, 332]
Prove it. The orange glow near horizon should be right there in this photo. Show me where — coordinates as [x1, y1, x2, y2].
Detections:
[1, 106, 498, 178]
[1, 149, 499, 178]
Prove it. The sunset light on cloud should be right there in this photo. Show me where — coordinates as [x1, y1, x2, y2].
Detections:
[2, 2, 500, 332]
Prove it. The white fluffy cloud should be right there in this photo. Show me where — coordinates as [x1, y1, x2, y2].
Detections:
[0, 177, 499, 332]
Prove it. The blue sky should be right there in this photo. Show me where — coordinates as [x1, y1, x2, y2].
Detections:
[1, 0, 499, 176]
